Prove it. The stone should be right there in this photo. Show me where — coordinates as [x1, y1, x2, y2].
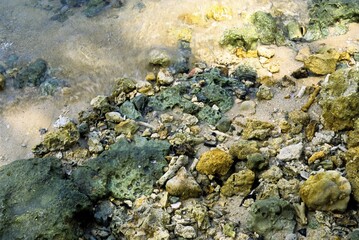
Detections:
[220, 26, 259, 50]
[196, 149, 233, 176]
[94, 201, 115, 226]
[287, 21, 305, 40]
[248, 198, 296, 240]
[216, 117, 232, 132]
[277, 179, 300, 202]
[242, 119, 274, 140]
[319, 67, 359, 131]
[114, 119, 139, 138]
[299, 170, 351, 211]
[90, 95, 110, 110]
[0, 157, 91, 239]
[105, 112, 124, 123]
[206, 4, 232, 21]
[295, 46, 311, 62]
[345, 147, 359, 202]
[0, 73, 5, 91]
[257, 46, 275, 58]
[73, 136, 170, 201]
[229, 140, 260, 160]
[304, 49, 340, 75]
[32, 122, 80, 156]
[238, 100, 256, 115]
[88, 132, 104, 153]
[256, 85, 274, 100]
[157, 68, 174, 85]
[165, 167, 202, 199]
[221, 169, 255, 197]
[182, 113, 198, 126]
[261, 166, 283, 182]
[178, 13, 205, 26]
[119, 101, 142, 119]
[14, 58, 47, 88]
[149, 48, 172, 66]
[175, 224, 197, 239]
[251, 11, 285, 45]
[277, 143, 303, 161]
[246, 153, 268, 171]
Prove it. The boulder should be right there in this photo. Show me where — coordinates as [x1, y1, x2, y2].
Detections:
[196, 149, 233, 176]
[299, 170, 351, 211]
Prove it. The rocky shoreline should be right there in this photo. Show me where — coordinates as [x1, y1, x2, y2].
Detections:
[1, 1, 359, 239]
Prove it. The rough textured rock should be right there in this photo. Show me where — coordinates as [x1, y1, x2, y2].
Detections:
[119, 101, 142, 119]
[248, 198, 295, 240]
[251, 11, 285, 45]
[148, 48, 172, 66]
[256, 85, 273, 100]
[206, 3, 233, 21]
[276, 143, 303, 161]
[165, 167, 202, 199]
[196, 149, 233, 176]
[220, 25, 259, 50]
[73, 136, 170, 200]
[14, 58, 47, 88]
[0, 157, 91, 239]
[33, 122, 80, 156]
[304, 49, 339, 75]
[319, 67, 359, 131]
[299, 170, 351, 211]
[221, 169, 255, 197]
[246, 153, 268, 171]
[242, 119, 274, 140]
[114, 119, 139, 138]
[229, 140, 260, 160]
[345, 147, 359, 202]
[157, 68, 174, 85]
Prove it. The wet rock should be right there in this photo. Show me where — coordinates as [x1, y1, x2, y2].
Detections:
[221, 169, 255, 197]
[246, 152, 268, 171]
[149, 48, 172, 66]
[114, 119, 139, 138]
[157, 68, 174, 85]
[304, 49, 339, 75]
[277, 143, 303, 161]
[220, 25, 259, 50]
[0, 157, 91, 239]
[33, 122, 80, 156]
[251, 11, 285, 45]
[39, 77, 68, 95]
[229, 140, 260, 160]
[299, 170, 351, 211]
[119, 101, 142, 119]
[319, 67, 359, 131]
[0, 73, 5, 91]
[242, 119, 274, 140]
[73, 136, 170, 200]
[14, 58, 47, 88]
[256, 85, 273, 100]
[206, 3, 232, 21]
[248, 198, 295, 240]
[345, 147, 359, 202]
[196, 149, 233, 176]
[165, 167, 202, 199]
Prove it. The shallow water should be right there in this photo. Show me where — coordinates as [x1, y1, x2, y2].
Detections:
[0, 0, 356, 164]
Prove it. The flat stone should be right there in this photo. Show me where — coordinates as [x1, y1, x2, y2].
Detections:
[276, 143, 303, 161]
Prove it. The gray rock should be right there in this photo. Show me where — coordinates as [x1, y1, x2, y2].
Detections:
[149, 48, 172, 66]
[94, 201, 115, 226]
[277, 143, 303, 161]
[119, 101, 142, 119]
[14, 58, 47, 88]
[166, 167, 202, 199]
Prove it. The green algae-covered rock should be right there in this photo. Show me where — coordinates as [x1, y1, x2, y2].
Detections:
[196, 149, 233, 176]
[197, 105, 223, 125]
[201, 83, 233, 112]
[14, 58, 47, 88]
[221, 169, 255, 197]
[299, 170, 351, 212]
[246, 152, 268, 171]
[0, 157, 91, 239]
[220, 25, 259, 50]
[119, 101, 142, 119]
[33, 122, 80, 156]
[345, 147, 359, 202]
[248, 198, 295, 240]
[251, 11, 285, 46]
[73, 136, 170, 200]
[319, 67, 359, 131]
[229, 140, 260, 160]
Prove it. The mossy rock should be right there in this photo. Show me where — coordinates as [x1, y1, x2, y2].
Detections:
[220, 25, 259, 50]
[0, 157, 91, 239]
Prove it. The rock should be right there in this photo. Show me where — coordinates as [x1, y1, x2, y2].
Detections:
[246, 153, 268, 171]
[220, 25, 259, 50]
[216, 117, 232, 132]
[94, 200, 115, 226]
[221, 169, 255, 197]
[287, 21, 305, 40]
[206, 4, 233, 21]
[157, 68, 174, 85]
[276, 143, 303, 161]
[83, 0, 110, 18]
[257, 46, 275, 58]
[88, 132, 104, 153]
[261, 166, 283, 183]
[295, 46, 311, 62]
[304, 49, 340, 75]
[158, 155, 188, 186]
[299, 170, 351, 211]
[248, 198, 296, 240]
[0, 157, 91, 239]
[33, 122, 80, 156]
[90, 95, 110, 110]
[348, 229, 359, 240]
[178, 13, 205, 26]
[345, 147, 359, 202]
[182, 113, 198, 126]
[196, 149, 233, 176]
[73, 136, 170, 201]
[311, 130, 335, 145]
[251, 11, 285, 45]
[149, 48, 172, 66]
[319, 67, 359, 131]
[256, 85, 273, 100]
[0, 73, 5, 91]
[238, 100, 256, 115]
[14, 58, 47, 88]
[277, 178, 300, 202]
[119, 101, 142, 119]
[197, 105, 223, 125]
[165, 167, 202, 199]
[233, 64, 257, 83]
[229, 140, 260, 160]
[105, 112, 124, 123]
[242, 119, 274, 140]
[175, 224, 197, 239]
[114, 119, 139, 138]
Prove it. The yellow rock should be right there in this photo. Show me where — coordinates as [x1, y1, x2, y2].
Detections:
[308, 151, 326, 164]
[169, 27, 192, 42]
[221, 169, 255, 197]
[145, 72, 156, 81]
[206, 4, 233, 21]
[196, 149, 233, 176]
[178, 13, 205, 26]
[236, 48, 258, 58]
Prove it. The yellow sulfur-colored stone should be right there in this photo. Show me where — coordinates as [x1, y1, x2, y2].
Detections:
[206, 4, 233, 21]
[308, 151, 326, 164]
[196, 149, 233, 176]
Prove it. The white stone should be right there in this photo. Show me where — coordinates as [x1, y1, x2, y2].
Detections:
[105, 112, 124, 123]
[157, 69, 174, 85]
[277, 143, 303, 161]
[257, 46, 275, 58]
